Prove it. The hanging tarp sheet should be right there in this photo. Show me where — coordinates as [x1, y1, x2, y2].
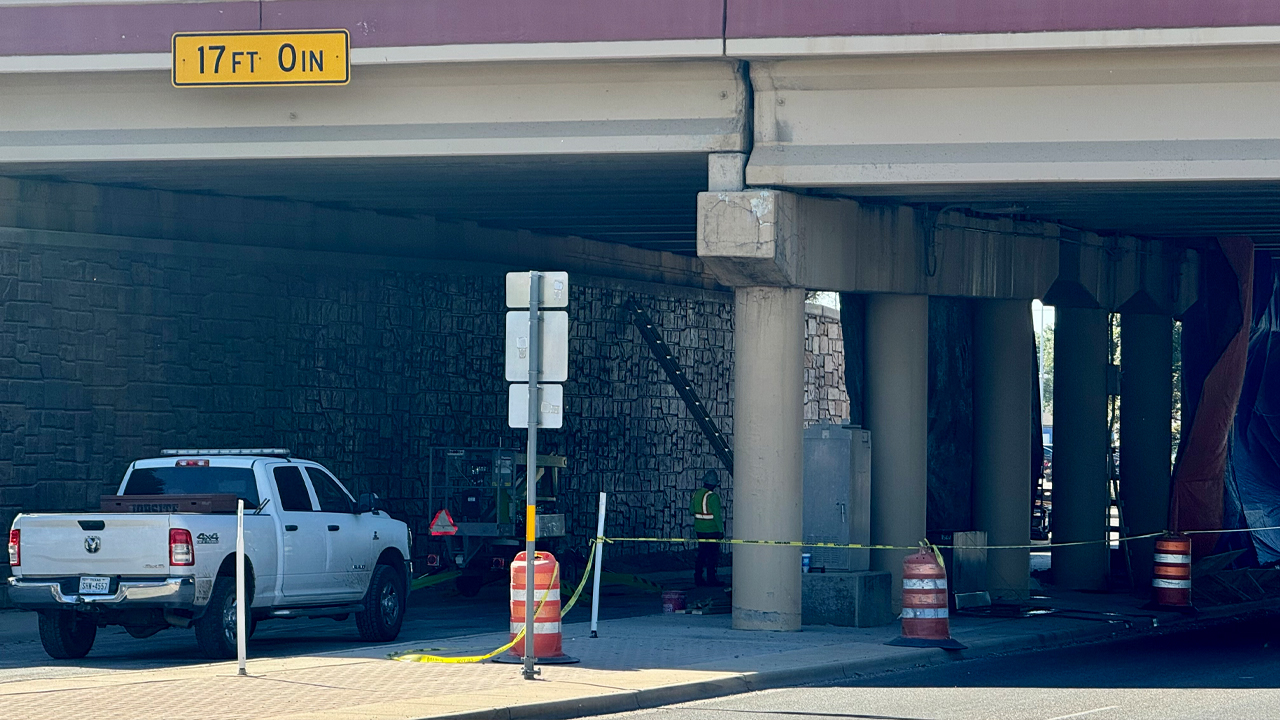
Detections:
[1232, 253, 1280, 564]
[1171, 237, 1254, 560]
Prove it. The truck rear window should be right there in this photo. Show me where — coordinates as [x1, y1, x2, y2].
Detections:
[123, 467, 261, 509]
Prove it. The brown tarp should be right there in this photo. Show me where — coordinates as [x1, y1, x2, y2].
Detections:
[1170, 237, 1255, 559]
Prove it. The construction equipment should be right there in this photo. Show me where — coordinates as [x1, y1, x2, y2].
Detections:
[421, 447, 571, 597]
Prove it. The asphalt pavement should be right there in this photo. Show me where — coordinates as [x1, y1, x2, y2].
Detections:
[0, 574, 655, 682]
[589, 617, 1280, 720]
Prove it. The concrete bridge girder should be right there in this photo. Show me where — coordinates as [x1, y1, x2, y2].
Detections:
[0, 60, 747, 163]
[696, 189, 1196, 311]
[0, 176, 719, 291]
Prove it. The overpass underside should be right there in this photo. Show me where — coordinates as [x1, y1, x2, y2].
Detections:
[1, 38, 1278, 626]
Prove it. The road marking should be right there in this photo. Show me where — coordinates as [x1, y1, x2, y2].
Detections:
[1046, 707, 1120, 720]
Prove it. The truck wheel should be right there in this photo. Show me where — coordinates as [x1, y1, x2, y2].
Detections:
[356, 564, 405, 642]
[38, 610, 97, 659]
[195, 577, 245, 659]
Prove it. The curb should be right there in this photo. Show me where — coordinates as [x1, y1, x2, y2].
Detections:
[409, 617, 1155, 720]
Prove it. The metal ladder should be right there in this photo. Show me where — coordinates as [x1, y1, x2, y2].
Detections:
[624, 298, 734, 476]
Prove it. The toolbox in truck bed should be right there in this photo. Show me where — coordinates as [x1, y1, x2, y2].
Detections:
[99, 494, 243, 514]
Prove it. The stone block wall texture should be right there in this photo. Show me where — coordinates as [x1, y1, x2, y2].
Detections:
[805, 303, 849, 426]
[0, 236, 848, 590]
[0, 237, 736, 577]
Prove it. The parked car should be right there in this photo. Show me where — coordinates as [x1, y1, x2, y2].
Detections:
[7, 449, 411, 659]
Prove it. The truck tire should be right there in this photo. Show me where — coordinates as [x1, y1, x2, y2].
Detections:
[356, 564, 405, 642]
[38, 610, 97, 659]
[195, 577, 244, 659]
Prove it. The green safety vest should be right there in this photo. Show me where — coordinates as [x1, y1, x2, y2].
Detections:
[690, 488, 723, 534]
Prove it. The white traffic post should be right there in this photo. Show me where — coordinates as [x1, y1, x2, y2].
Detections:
[589, 492, 607, 638]
[523, 271, 542, 681]
[236, 499, 247, 676]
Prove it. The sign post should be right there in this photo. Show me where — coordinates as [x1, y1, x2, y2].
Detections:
[505, 271, 568, 681]
[236, 499, 247, 676]
[522, 271, 541, 681]
[590, 492, 607, 638]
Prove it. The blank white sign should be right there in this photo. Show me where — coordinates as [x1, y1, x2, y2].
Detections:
[508, 384, 564, 429]
[505, 311, 569, 383]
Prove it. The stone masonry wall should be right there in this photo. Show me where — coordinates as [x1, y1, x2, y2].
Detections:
[805, 303, 850, 426]
[0, 235, 848, 595]
[0, 235, 736, 584]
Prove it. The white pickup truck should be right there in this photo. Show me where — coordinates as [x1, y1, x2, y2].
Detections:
[6, 449, 412, 660]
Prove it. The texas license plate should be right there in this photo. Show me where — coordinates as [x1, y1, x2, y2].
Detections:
[78, 576, 110, 594]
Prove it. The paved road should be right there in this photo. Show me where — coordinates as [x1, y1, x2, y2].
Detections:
[595, 617, 1280, 720]
[0, 577, 656, 682]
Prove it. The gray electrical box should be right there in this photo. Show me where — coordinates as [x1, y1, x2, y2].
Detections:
[803, 422, 872, 573]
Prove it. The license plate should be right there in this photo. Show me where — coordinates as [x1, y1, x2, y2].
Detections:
[78, 576, 111, 595]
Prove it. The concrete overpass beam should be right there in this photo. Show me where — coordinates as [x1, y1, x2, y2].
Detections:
[696, 190, 1058, 298]
[866, 293, 930, 609]
[0, 177, 721, 290]
[1051, 307, 1112, 590]
[973, 299, 1034, 601]
[731, 285, 805, 631]
[1119, 313, 1174, 586]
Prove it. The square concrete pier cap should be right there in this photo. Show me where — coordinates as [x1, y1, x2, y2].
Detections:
[697, 190, 800, 287]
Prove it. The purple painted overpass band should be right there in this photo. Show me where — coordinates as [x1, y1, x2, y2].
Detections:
[726, 0, 1280, 39]
[264, 0, 725, 47]
[0, 0, 724, 57]
[0, 2, 260, 56]
[8, 0, 1280, 58]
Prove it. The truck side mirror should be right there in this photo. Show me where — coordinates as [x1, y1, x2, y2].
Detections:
[355, 492, 382, 515]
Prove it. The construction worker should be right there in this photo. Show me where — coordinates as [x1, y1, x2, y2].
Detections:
[690, 470, 725, 587]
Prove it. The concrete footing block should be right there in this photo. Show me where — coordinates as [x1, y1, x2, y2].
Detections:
[801, 570, 893, 627]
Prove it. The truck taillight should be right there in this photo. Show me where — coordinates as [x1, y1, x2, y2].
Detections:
[169, 528, 194, 566]
[7, 529, 18, 567]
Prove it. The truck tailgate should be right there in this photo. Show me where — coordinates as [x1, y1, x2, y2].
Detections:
[17, 514, 171, 577]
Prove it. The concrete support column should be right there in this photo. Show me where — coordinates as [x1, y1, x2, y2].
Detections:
[731, 286, 805, 631]
[1051, 307, 1111, 590]
[1119, 313, 1174, 586]
[866, 294, 929, 607]
[974, 300, 1034, 601]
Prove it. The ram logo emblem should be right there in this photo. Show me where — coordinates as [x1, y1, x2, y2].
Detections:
[84, 536, 101, 554]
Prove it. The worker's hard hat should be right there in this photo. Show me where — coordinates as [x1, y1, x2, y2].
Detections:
[701, 470, 720, 488]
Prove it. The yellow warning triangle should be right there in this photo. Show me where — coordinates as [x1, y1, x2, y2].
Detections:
[429, 509, 458, 536]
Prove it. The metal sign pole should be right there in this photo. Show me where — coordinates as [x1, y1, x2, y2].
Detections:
[523, 271, 542, 680]
[236, 499, 247, 676]
[590, 492, 607, 638]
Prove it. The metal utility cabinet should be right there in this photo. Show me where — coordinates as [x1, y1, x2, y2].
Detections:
[802, 422, 872, 573]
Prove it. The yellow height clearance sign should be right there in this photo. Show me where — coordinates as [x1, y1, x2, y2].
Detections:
[172, 30, 349, 87]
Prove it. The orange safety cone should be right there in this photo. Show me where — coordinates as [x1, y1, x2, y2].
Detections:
[1151, 533, 1195, 611]
[886, 546, 965, 650]
[493, 551, 578, 664]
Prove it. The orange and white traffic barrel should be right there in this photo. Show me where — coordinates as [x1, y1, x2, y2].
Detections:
[1152, 533, 1193, 609]
[886, 547, 965, 650]
[496, 551, 578, 664]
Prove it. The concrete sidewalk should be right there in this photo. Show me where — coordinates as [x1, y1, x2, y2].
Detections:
[0, 597, 1246, 720]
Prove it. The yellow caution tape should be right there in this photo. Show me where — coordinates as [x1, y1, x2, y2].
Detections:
[392, 523, 1280, 664]
[605, 525, 1280, 551]
[602, 533, 1169, 551]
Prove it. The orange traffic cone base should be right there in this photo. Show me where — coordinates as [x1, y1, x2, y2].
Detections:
[491, 654, 580, 664]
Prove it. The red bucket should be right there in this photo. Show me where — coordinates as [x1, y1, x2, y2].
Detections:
[661, 590, 686, 613]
